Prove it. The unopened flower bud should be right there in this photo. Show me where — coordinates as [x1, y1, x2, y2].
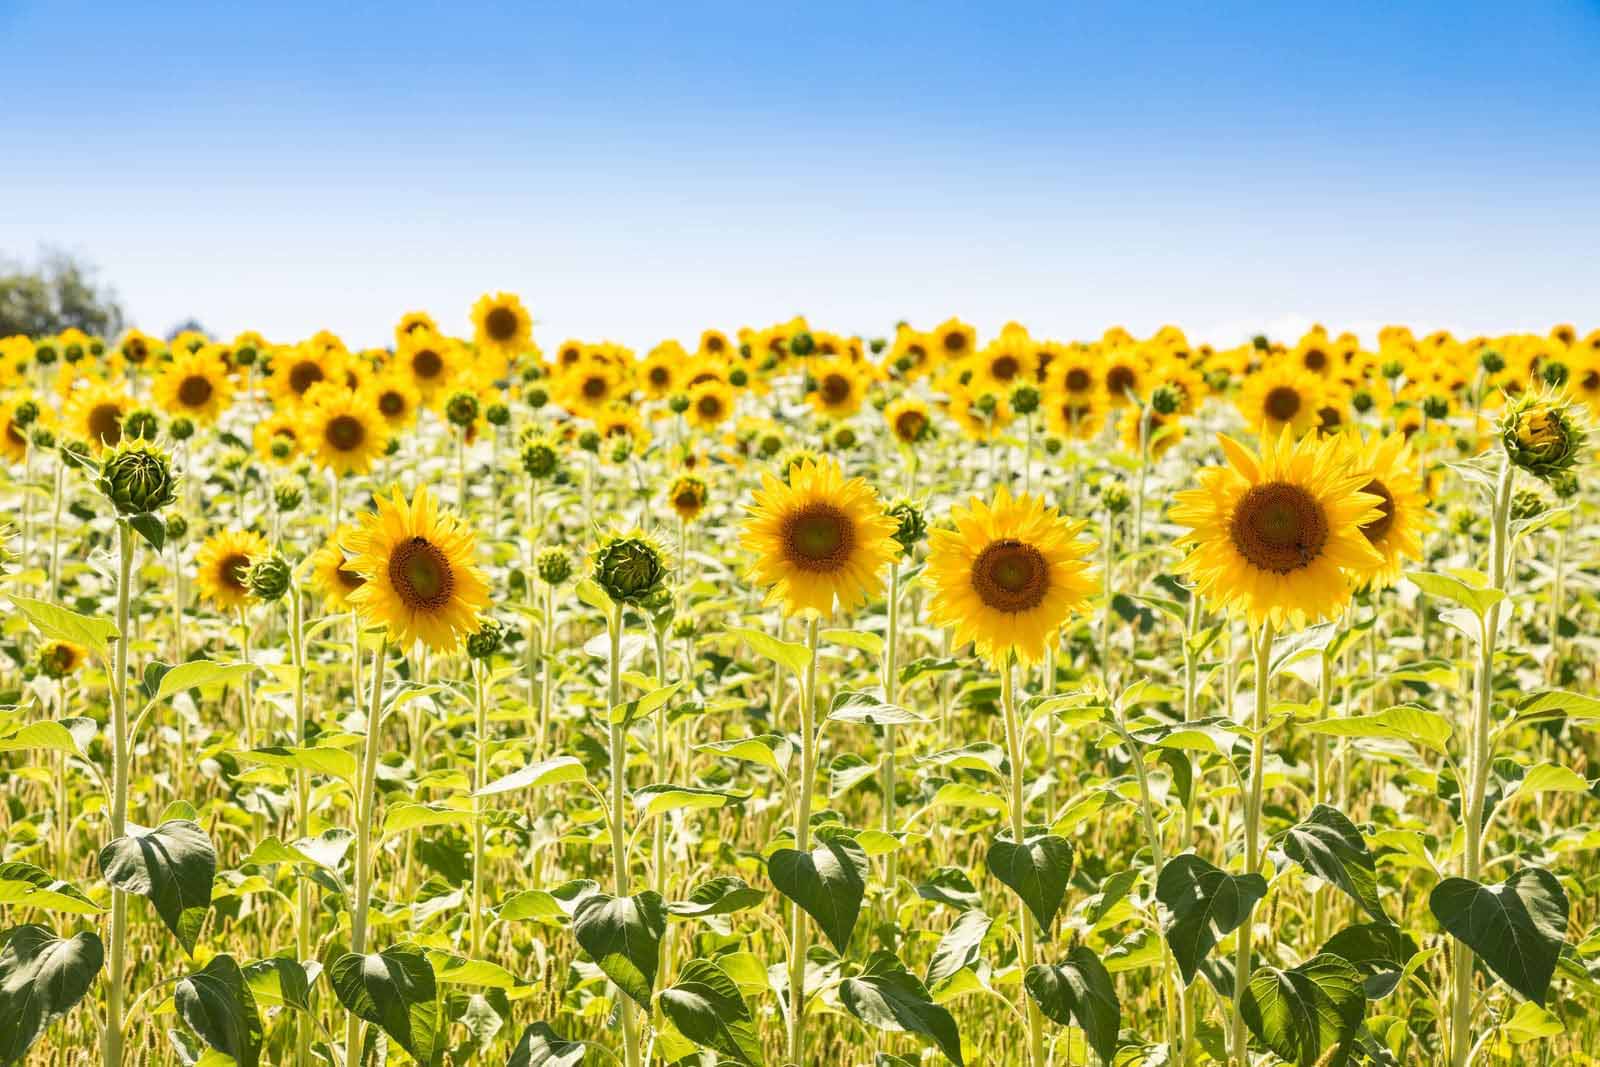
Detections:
[247, 555, 292, 602]
[97, 443, 178, 515]
[593, 534, 667, 604]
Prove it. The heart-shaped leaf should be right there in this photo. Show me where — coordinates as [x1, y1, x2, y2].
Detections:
[986, 832, 1073, 930]
[926, 908, 992, 988]
[768, 836, 869, 953]
[1319, 923, 1419, 1000]
[1429, 867, 1569, 1005]
[507, 1022, 586, 1067]
[840, 951, 965, 1066]
[1280, 804, 1388, 923]
[667, 876, 766, 918]
[659, 958, 764, 1066]
[571, 891, 666, 1009]
[174, 953, 263, 1067]
[1156, 853, 1268, 985]
[1024, 945, 1121, 1064]
[97, 819, 216, 955]
[330, 944, 442, 1065]
[0, 863, 104, 914]
[0, 924, 104, 1063]
[1241, 953, 1366, 1067]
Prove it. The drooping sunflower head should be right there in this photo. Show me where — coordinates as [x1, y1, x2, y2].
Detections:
[740, 456, 898, 618]
[310, 524, 369, 610]
[1335, 432, 1427, 588]
[344, 484, 490, 652]
[152, 346, 235, 425]
[302, 388, 390, 477]
[195, 528, 272, 612]
[471, 292, 533, 356]
[1238, 359, 1327, 439]
[928, 486, 1097, 666]
[1171, 431, 1385, 629]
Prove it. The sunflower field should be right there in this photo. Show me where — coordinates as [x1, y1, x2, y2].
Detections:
[0, 304, 1596, 1067]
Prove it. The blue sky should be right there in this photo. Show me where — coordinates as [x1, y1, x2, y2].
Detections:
[3, 1, 1598, 350]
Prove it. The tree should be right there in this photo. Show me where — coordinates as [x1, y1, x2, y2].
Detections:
[0, 248, 125, 339]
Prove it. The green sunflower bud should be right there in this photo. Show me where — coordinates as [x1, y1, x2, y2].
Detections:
[246, 555, 292, 602]
[1509, 489, 1546, 523]
[521, 437, 561, 479]
[759, 432, 783, 457]
[1501, 391, 1586, 482]
[1351, 389, 1374, 414]
[30, 427, 55, 450]
[446, 391, 480, 428]
[274, 477, 304, 512]
[668, 393, 691, 415]
[1010, 385, 1042, 415]
[270, 437, 293, 461]
[788, 332, 816, 357]
[12, 400, 38, 428]
[166, 513, 189, 541]
[485, 402, 510, 428]
[1149, 385, 1181, 417]
[831, 425, 857, 450]
[1542, 361, 1569, 388]
[537, 547, 573, 586]
[64, 344, 85, 364]
[1422, 395, 1450, 420]
[527, 386, 550, 409]
[593, 534, 667, 604]
[466, 619, 502, 660]
[1102, 480, 1132, 515]
[728, 368, 749, 388]
[97, 443, 179, 515]
[888, 500, 926, 556]
[1380, 360, 1405, 380]
[234, 345, 258, 367]
[34, 343, 57, 365]
[123, 408, 160, 442]
[578, 429, 601, 454]
[869, 337, 887, 355]
[169, 416, 195, 441]
[1479, 349, 1505, 375]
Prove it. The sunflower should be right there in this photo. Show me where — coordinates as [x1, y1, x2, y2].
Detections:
[944, 385, 1012, 441]
[740, 457, 897, 617]
[686, 379, 736, 430]
[927, 486, 1096, 666]
[153, 346, 235, 425]
[808, 358, 865, 419]
[399, 331, 462, 403]
[303, 390, 390, 476]
[344, 484, 489, 651]
[668, 474, 709, 521]
[1237, 359, 1326, 438]
[887, 325, 935, 380]
[1120, 405, 1185, 458]
[698, 330, 733, 361]
[38, 639, 88, 679]
[972, 335, 1034, 392]
[1046, 349, 1099, 402]
[1336, 432, 1427, 587]
[1046, 390, 1106, 440]
[471, 291, 533, 359]
[0, 394, 48, 465]
[309, 525, 368, 610]
[1294, 338, 1336, 376]
[594, 403, 652, 450]
[1102, 347, 1149, 408]
[395, 310, 438, 346]
[268, 343, 344, 407]
[368, 372, 422, 432]
[884, 396, 934, 446]
[1171, 431, 1384, 629]
[639, 343, 686, 399]
[933, 318, 977, 364]
[195, 529, 271, 611]
[115, 329, 161, 374]
[253, 411, 303, 464]
[65, 381, 133, 451]
[560, 357, 625, 417]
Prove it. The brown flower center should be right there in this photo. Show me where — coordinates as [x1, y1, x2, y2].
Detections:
[1230, 482, 1329, 573]
[125, 340, 148, 364]
[894, 409, 927, 442]
[219, 553, 251, 591]
[389, 537, 454, 609]
[325, 414, 366, 452]
[1105, 364, 1136, 398]
[1359, 479, 1396, 544]
[178, 375, 214, 407]
[485, 306, 519, 342]
[1302, 348, 1328, 371]
[991, 355, 1020, 382]
[1065, 368, 1092, 393]
[582, 376, 608, 399]
[820, 373, 851, 405]
[289, 361, 325, 395]
[378, 391, 406, 416]
[942, 331, 968, 354]
[782, 503, 855, 573]
[412, 349, 443, 379]
[649, 366, 671, 387]
[88, 403, 123, 446]
[1265, 386, 1302, 422]
[972, 539, 1049, 612]
[696, 393, 723, 419]
[705, 335, 726, 353]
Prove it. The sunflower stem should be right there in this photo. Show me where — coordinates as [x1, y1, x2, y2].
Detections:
[471, 657, 489, 958]
[345, 635, 389, 1063]
[1231, 619, 1273, 1067]
[999, 658, 1048, 1067]
[606, 601, 644, 1067]
[787, 615, 822, 1065]
[288, 583, 313, 1067]
[881, 561, 901, 893]
[101, 521, 135, 1067]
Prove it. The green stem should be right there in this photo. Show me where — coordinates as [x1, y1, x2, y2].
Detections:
[882, 563, 901, 891]
[1000, 660, 1047, 1067]
[607, 603, 643, 1067]
[289, 586, 312, 1067]
[344, 637, 390, 1061]
[101, 522, 135, 1067]
[787, 616, 822, 1065]
[471, 659, 489, 957]
[1231, 620, 1274, 1067]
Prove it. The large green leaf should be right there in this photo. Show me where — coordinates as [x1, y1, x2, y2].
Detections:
[926, 908, 992, 988]
[0, 924, 103, 1064]
[1241, 953, 1366, 1067]
[1428, 867, 1569, 1006]
[150, 660, 258, 704]
[659, 958, 763, 1066]
[768, 835, 869, 953]
[827, 689, 928, 726]
[97, 819, 216, 955]
[727, 627, 811, 676]
[1280, 804, 1388, 923]
[839, 951, 965, 1066]
[1024, 945, 1121, 1064]
[0, 862, 104, 914]
[240, 956, 313, 1011]
[329, 944, 443, 1065]
[9, 595, 118, 659]
[571, 891, 666, 1009]
[0, 719, 85, 757]
[985, 832, 1073, 931]
[667, 876, 766, 919]
[1319, 923, 1419, 1000]
[1156, 853, 1267, 985]
[174, 953, 263, 1067]
[472, 756, 586, 797]
[506, 1022, 586, 1067]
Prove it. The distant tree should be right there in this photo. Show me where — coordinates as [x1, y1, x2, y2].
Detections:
[166, 318, 210, 342]
[0, 248, 125, 339]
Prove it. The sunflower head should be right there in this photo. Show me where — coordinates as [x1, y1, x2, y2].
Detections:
[195, 529, 272, 611]
[97, 442, 179, 515]
[303, 390, 389, 477]
[537, 547, 574, 586]
[668, 475, 709, 522]
[1501, 390, 1586, 482]
[345, 485, 490, 652]
[310, 525, 367, 610]
[887, 499, 927, 557]
[246, 554, 293, 602]
[884, 397, 934, 446]
[740, 457, 897, 618]
[38, 640, 87, 679]
[592, 532, 669, 605]
[928, 486, 1096, 666]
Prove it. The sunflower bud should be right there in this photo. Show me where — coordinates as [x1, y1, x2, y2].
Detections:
[166, 513, 189, 541]
[1043, 435, 1063, 455]
[537, 547, 573, 586]
[668, 393, 691, 415]
[234, 345, 258, 367]
[831, 425, 857, 450]
[97, 443, 179, 515]
[1501, 392, 1585, 482]
[485, 402, 510, 428]
[527, 386, 549, 409]
[1149, 385, 1181, 417]
[758, 432, 783, 457]
[1479, 349, 1505, 375]
[274, 477, 304, 512]
[65, 343, 86, 363]
[169, 417, 195, 441]
[888, 500, 926, 556]
[466, 619, 502, 660]
[1351, 389, 1374, 414]
[671, 617, 696, 640]
[869, 337, 887, 355]
[1541, 361, 1569, 388]
[1549, 471, 1578, 499]
[34, 343, 57, 366]
[521, 437, 561, 480]
[1010, 385, 1041, 415]
[30, 427, 55, 449]
[593, 534, 667, 604]
[12, 400, 38, 428]
[271, 437, 293, 461]
[1422, 395, 1450, 420]
[1102, 480, 1132, 515]
[247, 555, 292, 602]
[1509, 489, 1546, 523]
[87, 339, 104, 358]
[123, 408, 160, 442]
[1380, 360, 1405, 381]
[729, 368, 749, 388]
[578, 429, 601, 454]
[446, 391, 480, 428]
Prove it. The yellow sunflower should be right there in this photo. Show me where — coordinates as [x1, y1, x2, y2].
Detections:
[1102, 347, 1149, 408]
[1046, 349, 1099, 402]
[399, 331, 462, 403]
[152, 346, 235, 425]
[944, 385, 1012, 441]
[65, 381, 133, 451]
[38, 639, 89, 679]
[927, 486, 1097, 666]
[309, 525, 368, 610]
[1045, 390, 1106, 440]
[686, 379, 736, 430]
[884, 396, 934, 446]
[254, 411, 303, 464]
[344, 484, 489, 652]
[933, 317, 977, 364]
[808, 358, 866, 419]
[1171, 431, 1384, 630]
[560, 357, 625, 417]
[303, 389, 390, 476]
[395, 310, 438, 346]
[972, 334, 1034, 392]
[698, 329, 733, 361]
[195, 529, 271, 611]
[1237, 359, 1326, 438]
[1336, 432, 1427, 587]
[368, 373, 422, 432]
[668, 474, 709, 522]
[1120, 405, 1185, 458]
[740, 457, 897, 618]
[471, 291, 533, 359]
[268, 343, 345, 407]
[114, 329, 161, 375]
[639, 342, 687, 399]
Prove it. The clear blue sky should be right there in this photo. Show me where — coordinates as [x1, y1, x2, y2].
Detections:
[4, 1, 1598, 349]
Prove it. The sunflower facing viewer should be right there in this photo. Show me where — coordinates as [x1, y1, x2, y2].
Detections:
[344, 484, 489, 651]
[928, 486, 1097, 665]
